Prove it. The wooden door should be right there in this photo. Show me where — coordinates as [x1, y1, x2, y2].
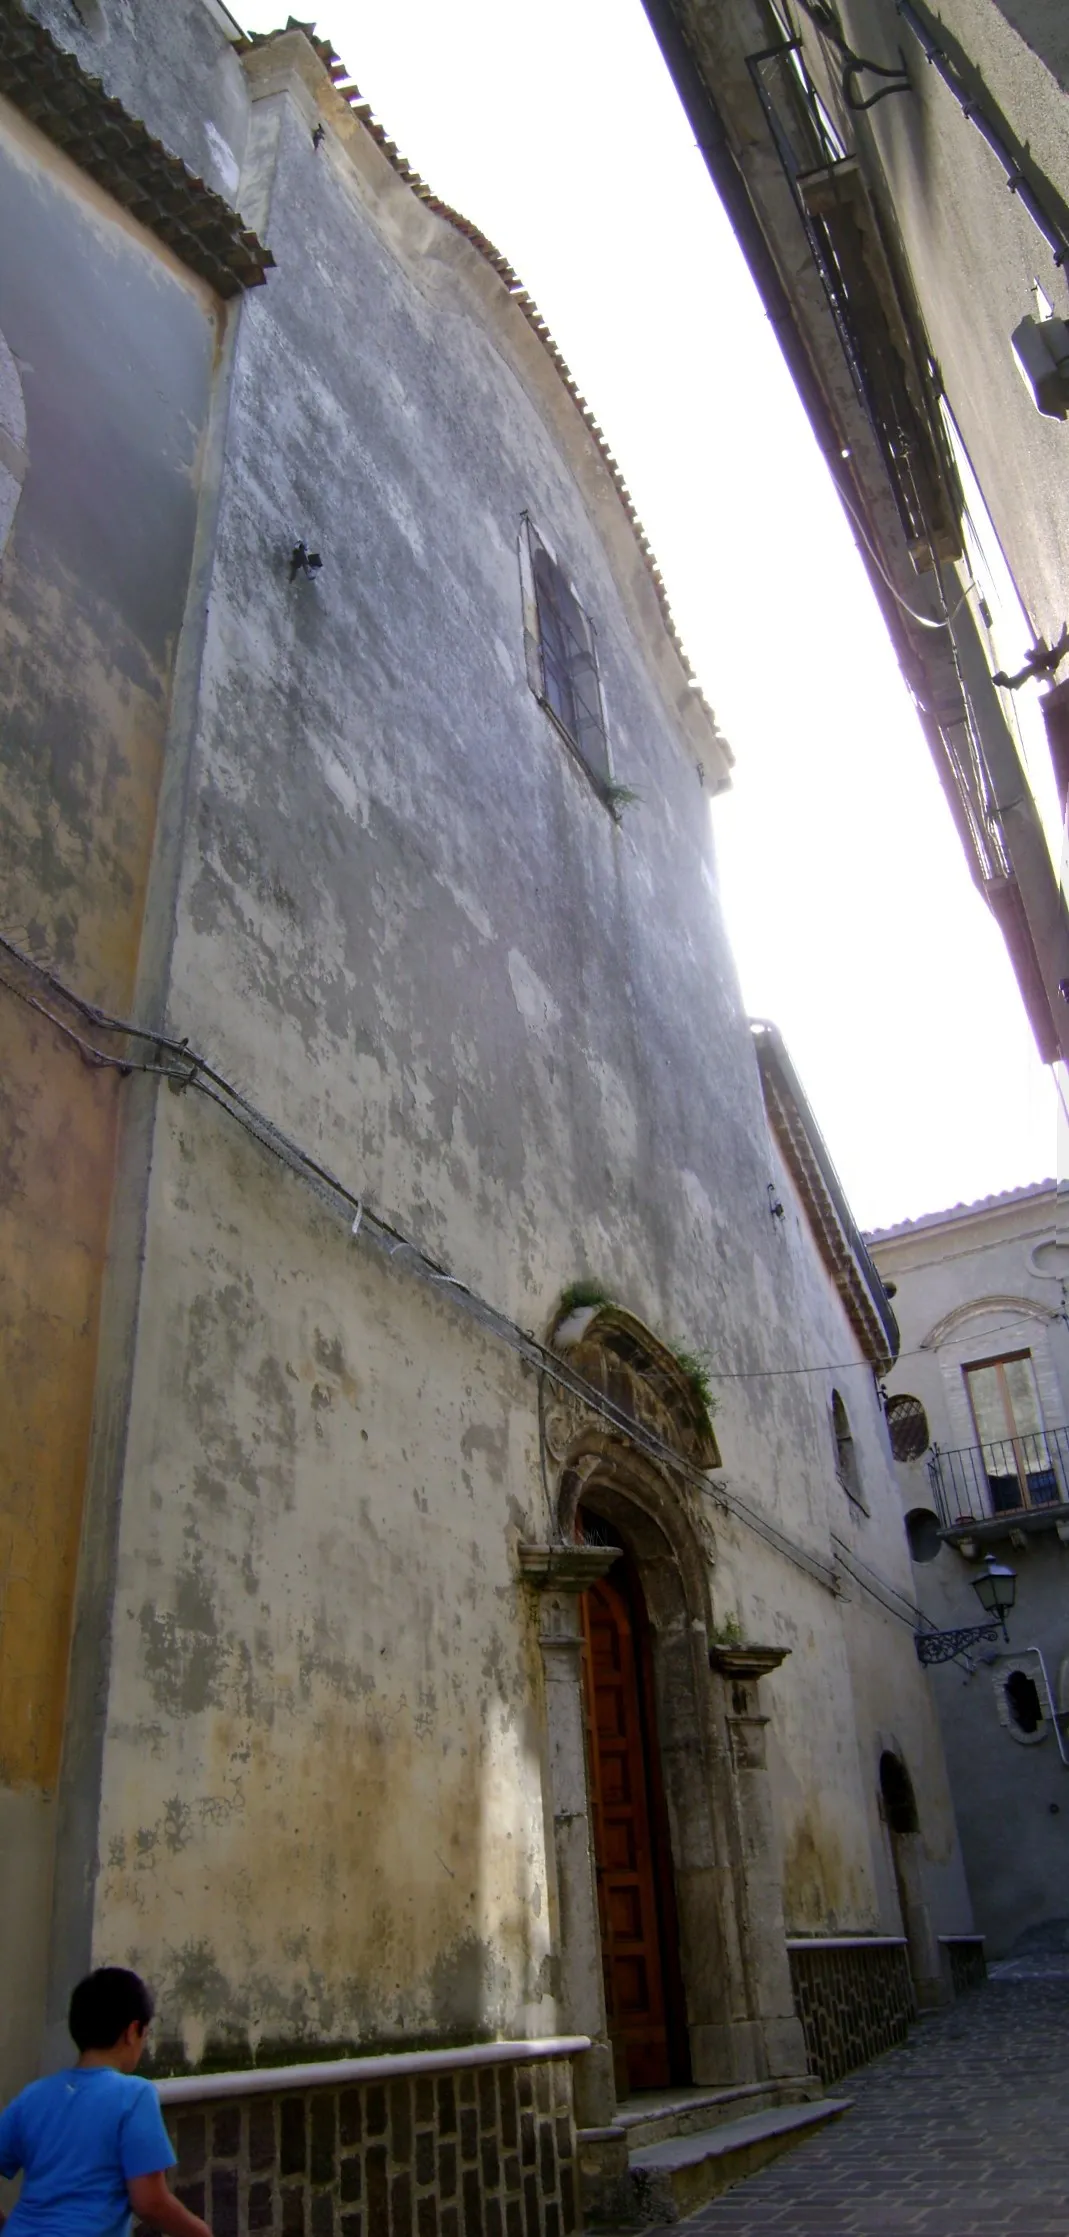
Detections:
[581, 1575, 671, 2093]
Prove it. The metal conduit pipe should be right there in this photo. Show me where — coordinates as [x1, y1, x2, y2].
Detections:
[1022, 1643, 1069, 1767]
[894, 0, 1069, 268]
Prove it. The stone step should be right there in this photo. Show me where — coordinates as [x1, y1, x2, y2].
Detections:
[626, 2097, 852, 2223]
[614, 2079, 813, 2150]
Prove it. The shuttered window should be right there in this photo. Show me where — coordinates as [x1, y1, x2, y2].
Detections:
[521, 520, 610, 786]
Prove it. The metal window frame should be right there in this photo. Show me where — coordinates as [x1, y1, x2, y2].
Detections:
[518, 515, 612, 791]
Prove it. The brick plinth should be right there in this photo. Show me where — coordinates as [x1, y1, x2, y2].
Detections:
[787, 1942, 914, 2084]
[159, 2057, 578, 2237]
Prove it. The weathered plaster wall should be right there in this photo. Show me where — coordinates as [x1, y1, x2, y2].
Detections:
[92, 1100, 556, 2065]
[989, 0, 1069, 88]
[839, 0, 1069, 652]
[733, 1141, 970, 1946]
[0, 95, 218, 2095]
[873, 1188, 1069, 1953]
[31, 26, 974, 2072]
[23, 0, 251, 207]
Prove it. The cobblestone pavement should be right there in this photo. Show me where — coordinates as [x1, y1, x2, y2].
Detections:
[675, 1976, 1069, 2237]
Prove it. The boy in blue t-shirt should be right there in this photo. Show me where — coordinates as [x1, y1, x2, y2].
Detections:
[0, 1968, 211, 2237]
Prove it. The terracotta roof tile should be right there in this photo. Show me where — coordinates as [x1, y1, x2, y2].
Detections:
[0, 1, 274, 297]
[866, 1178, 1061, 1243]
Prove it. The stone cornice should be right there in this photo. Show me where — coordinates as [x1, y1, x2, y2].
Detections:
[709, 1642, 791, 1680]
[0, 1, 273, 297]
[518, 1543, 622, 1592]
[752, 1021, 898, 1372]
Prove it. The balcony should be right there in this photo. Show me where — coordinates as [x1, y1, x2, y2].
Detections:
[930, 1429, 1069, 1541]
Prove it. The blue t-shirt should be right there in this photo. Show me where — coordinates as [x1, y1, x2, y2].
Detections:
[0, 2067, 176, 2237]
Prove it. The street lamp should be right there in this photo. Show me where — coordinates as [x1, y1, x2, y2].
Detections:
[914, 1556, 1017, 1667]
[970, 1556, 1017, 1638]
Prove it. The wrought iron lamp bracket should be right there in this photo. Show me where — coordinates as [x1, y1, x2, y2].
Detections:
[915, 1621, 1001, 1666]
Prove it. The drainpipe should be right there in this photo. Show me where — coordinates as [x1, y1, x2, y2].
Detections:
[1022, 1644, 1069, 1767]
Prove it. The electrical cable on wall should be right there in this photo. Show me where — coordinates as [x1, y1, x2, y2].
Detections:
[0, 930, 1004, 1609]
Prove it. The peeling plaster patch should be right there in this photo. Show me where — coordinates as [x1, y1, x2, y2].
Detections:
[449, 883, 494, 943]
[679, 1167, 714, 1237]
[427, 1931, 506, 2032]
[202, 121, 240, 202]
[586, 1051, 639, 1169]
[492, 635, 518, 683]
[507, 949, 559, 1034]
[139, 1560, 230, 1718]
[319, 749, 367, 825]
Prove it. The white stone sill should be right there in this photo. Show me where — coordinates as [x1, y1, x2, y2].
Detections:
[785, 1937, 907, 1951]
[156, 2037, 591, 2106]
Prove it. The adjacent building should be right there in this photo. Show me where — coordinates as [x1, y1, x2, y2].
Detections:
[642, 0, 1069, 1091]
[869, 1181, 1069, 1962]
[1, 3, 980, 2224]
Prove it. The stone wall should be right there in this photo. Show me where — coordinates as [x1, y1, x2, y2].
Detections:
[158, 2053, 579, 2237]
[787, 1941, 914, 2085]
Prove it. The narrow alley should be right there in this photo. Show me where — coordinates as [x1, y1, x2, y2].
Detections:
[666, 1971, 1069, 2237]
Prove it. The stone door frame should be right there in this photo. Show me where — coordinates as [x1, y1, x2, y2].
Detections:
[524, 1419, 806, 2128]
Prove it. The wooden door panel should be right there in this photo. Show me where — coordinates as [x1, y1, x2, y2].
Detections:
[602, 1819, 636, 1870]
[581, 1575, 670, 2094]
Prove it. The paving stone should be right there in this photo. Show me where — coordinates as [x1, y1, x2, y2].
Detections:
[632, 1980, 1069, 2236]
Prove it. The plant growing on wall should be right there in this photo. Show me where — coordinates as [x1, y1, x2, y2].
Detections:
[671, 1345, 717, 1421]
[601, 780, 642, 823]
[557, 1279, 613, 1316]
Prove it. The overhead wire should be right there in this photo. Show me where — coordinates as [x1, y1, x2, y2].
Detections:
[0, 933, 1016, 1608]
[0, 935, 842, 1587]
[0, 935, 1051, 1383]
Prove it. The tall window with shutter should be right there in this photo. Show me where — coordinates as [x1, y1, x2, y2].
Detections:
[519, 518, 610, 787]
[963, 1351, 1059, 1511]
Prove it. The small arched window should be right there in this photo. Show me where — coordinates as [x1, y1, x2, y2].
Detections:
[879, 1750, 919, 1836]
[831, 1388, 863, 1506]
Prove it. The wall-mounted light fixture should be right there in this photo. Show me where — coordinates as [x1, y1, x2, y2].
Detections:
[1011, 314, 1069, 420]
[915, 1555, 1017, 1665]
[289, 541, 323, 582]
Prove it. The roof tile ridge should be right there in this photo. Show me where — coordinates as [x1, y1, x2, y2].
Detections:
[236, 18, 717, 721]
[866, 1175, 1060, 1240]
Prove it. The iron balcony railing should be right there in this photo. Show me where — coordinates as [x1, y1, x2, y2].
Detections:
[929, 1428, 1069, 1530]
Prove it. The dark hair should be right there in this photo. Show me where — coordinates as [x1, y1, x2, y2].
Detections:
[68, 1968, 155, 2051]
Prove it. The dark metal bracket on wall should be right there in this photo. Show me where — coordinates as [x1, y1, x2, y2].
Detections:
[894, 0, 1069, 270]
[914, 1621, 1000, 1667]
[788, 0, 912, 111]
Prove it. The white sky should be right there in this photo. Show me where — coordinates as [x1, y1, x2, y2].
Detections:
[238, 0, 1058, 1229]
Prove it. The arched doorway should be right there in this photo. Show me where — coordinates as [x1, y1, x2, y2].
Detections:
[579, 1523, 690, 2095]
[533, 1299, 807, 2110]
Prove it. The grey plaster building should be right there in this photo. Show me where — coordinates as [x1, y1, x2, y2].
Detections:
[0, 2, 982, 2225]
[870, 1181, 1069, 1960]
[643, 0, 1069, 1081]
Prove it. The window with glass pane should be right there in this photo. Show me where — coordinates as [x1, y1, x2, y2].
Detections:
[963, 1352, 1058, 1512]
[528, 536, 610, 784]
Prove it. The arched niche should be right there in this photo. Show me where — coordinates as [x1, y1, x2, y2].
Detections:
[921, 1294, 1055, 1353]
